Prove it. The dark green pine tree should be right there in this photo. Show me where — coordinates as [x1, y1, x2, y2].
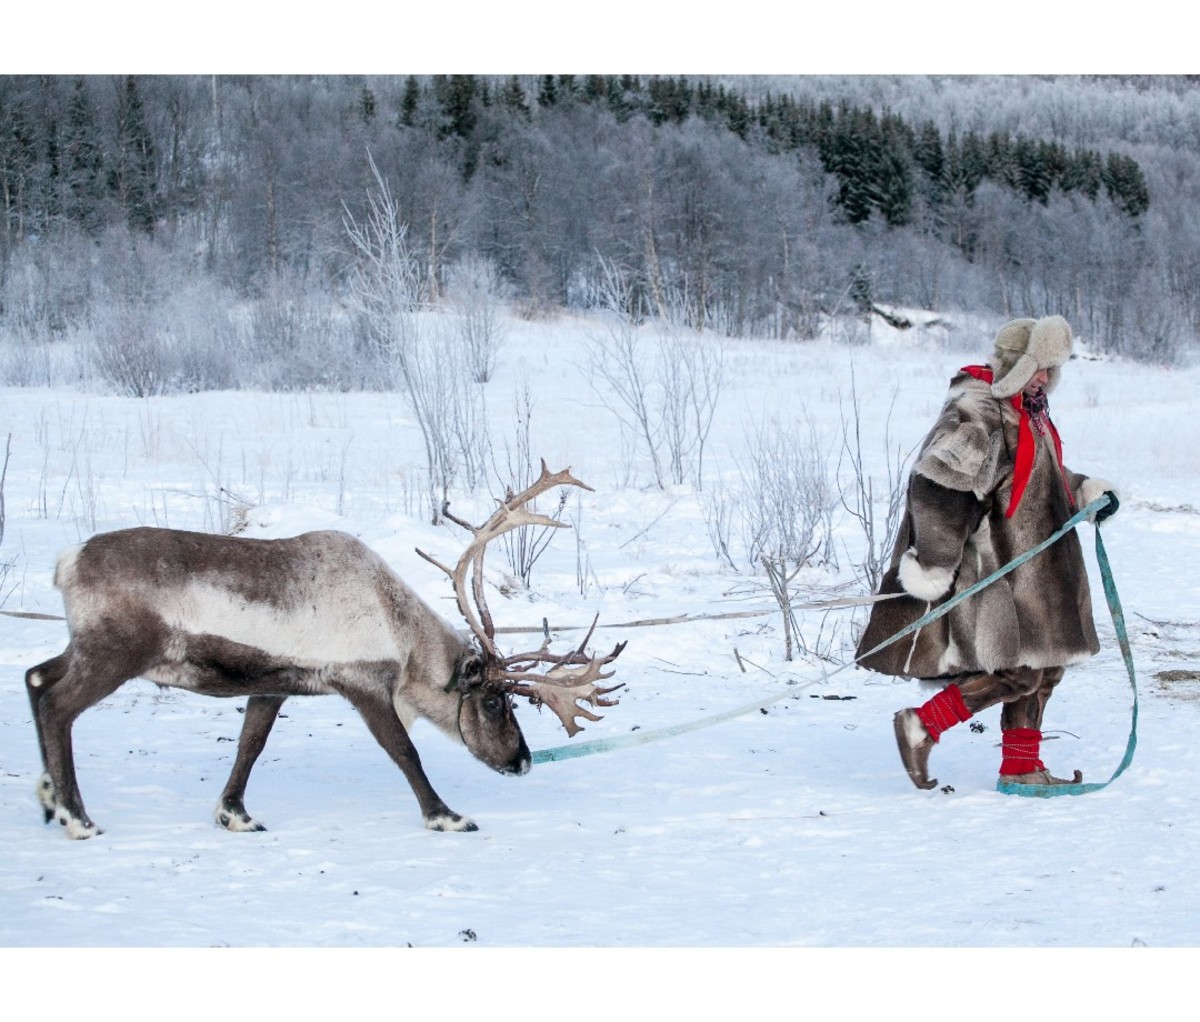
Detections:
[433, 75, 478, 140]
[608, 75, 640, 122]
[956, 130, 989, 193]
[62, 77, 106, 234]
[647, 75, 691, 125]
[849, 262, 874, 314]
[537, 74, 558, 108]
[821, 103, 876, 224]
[1038, 140, 1069, 198]
[912, 119, 946, 204]
[756, 93, 793, 154]
[876, 147, 913, 227]
[1102, 152, 1150, 217]
[0, 84, 40, 239]
[1013, 136, 1051, 203]
[875, 111, 914, 226]
[555, 75, 578, 101]
[498, 76, 530, 119]
[720, 87, 751, 140]
[358, 82, 376, 124]
[431, 75, 481, 179]
[582, 74, 609, 105]
[1061, 147, 1103, 200]
[114, 75, 157, 233]
[399, 75, 420, 127]
[986, 130, 1018, 192]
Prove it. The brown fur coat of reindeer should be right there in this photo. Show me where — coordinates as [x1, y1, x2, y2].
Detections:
[27, 464, 622, 839]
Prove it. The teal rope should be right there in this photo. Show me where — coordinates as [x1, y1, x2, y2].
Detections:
[532, 496, 1128, 771]
[531, 687, 806, 764]
[996, 521, 1137, 797]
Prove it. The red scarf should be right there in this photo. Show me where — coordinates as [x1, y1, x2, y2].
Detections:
[960, 365, 1073, 518]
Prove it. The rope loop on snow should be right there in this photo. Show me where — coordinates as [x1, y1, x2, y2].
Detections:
[995, 522, 1137, 797]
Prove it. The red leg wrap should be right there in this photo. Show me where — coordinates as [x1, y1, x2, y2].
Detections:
[999, 727, 1045, 776]
[914, 684, 971, 742]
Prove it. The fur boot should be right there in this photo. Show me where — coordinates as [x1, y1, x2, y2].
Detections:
[893, 708, 937, 790]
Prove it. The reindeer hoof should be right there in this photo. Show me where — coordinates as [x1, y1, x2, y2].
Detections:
[215, 805, 267, 833]
[55, 808, 101, 839]
[425, 812, 479, 833]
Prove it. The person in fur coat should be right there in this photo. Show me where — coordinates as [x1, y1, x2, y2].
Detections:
[855, 315, 1119, 790]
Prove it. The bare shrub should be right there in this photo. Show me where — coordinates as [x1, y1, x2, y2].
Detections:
[344, 161, 496, 520]
[583, 258, 725, 490]
[239, 272, 362, 391]
[739, 418, 835, 567]
[571, 494, 601, 598]
[487, 377, 570, 590]
[584, 292, 665, 488]
[445, 254, 507, 384]
[344, 156, 448, 522]
[0, 331, 60, 387]
[660, 322, 724, 488]
[0, 226, 94, 340]
[838, 366, 911, 595]
[82, 226, 246, 396]
[343, 154, 427, 377]
[412, 316, 491, 496]
[173, 305, 239, 392]
[736, 416, 837, 661]
[90, 300, 177, 397]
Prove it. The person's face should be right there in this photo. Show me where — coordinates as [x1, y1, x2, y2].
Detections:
[1023, 367, 1050, 398]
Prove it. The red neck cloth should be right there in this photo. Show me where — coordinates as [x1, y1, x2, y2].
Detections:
[960, 365, 1072, 518]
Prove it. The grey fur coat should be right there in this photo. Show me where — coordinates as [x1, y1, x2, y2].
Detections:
[856, 368, 1103, 678]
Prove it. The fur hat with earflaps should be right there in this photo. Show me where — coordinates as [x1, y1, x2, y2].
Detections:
[989, 315, 1073, 399]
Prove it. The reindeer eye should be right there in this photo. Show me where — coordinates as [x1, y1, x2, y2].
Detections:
[481, 694, 504, 715]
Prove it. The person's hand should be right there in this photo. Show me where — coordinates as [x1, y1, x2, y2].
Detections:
[1095, 490, 1119, 523]
[1079, 478, 1119, 523]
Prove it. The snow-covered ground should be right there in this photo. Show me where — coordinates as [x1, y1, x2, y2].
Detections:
[1, 310, 1197, 997]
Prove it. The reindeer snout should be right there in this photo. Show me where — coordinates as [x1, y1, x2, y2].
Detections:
[500, 750, 532, 776]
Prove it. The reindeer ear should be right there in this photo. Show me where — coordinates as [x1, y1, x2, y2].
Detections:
[448, 651, 485, 692]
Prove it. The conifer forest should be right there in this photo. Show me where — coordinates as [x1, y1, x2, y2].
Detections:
[0, 74, 1196, 395]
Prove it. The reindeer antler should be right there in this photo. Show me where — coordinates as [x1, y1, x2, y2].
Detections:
[416, 461, 624, 736]
[494, 616, 626, 737]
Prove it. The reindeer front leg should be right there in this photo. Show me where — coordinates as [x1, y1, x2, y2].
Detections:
[215, 694, 286, 832]
[334, 683, 477, 832]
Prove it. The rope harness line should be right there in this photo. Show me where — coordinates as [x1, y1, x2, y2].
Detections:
[533, 495, 1138, 799]
[1, 592, 904, 628]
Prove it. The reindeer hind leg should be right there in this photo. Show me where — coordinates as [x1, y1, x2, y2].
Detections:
[215, 695, 285, 832]
[35, 655, 135, 839]
[26, 651, 73, 824]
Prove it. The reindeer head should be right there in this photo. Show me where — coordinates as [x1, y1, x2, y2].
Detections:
[418, 462, 625, 738]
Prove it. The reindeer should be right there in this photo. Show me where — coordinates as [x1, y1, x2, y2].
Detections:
[26, 463, 623, 839]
